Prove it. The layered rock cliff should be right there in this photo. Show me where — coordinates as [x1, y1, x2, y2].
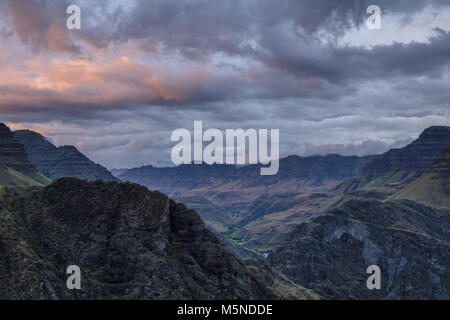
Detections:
[14, 130, 118, 182]
[390, 144, 450, 209]
[337, 126, 450, 198]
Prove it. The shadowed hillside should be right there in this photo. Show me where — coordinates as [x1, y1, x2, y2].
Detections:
[391, 144, 450, 209]
[338, 126, 450, 198]
[268, 199, 450, 299]
[14, 130, 119, 182]
[0, 178, 317, 300]
[0, 124, 51, 186]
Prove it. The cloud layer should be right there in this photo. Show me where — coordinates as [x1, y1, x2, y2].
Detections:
[1, 0, 449, 168]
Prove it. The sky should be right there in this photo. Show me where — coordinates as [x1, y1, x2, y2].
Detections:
[0, 0, 449, 169]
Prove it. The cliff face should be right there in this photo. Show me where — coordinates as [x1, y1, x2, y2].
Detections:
[430, 144, 450, 177]
[268, 199, 450, 300]
[338, 126, 450, 197]
[0, 178, 308, 300]
[0, 124, 51, 186]
[390, 144, 450, 209]
[14, 130, 119, 182]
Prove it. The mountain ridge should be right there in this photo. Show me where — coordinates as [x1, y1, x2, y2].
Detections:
[390, 143, 450, 209]
[14, 129, 119, 182]
[337, 126, 450, 197]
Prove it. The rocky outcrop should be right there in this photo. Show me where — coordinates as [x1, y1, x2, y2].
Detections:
[430, 144, 450, 177]
[0, 178, 310, 300]
[268, 199, 450, 299]
[14, 130, 119, 182]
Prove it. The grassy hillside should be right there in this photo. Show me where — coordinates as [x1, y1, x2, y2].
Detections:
[338, 126, 450, 197]
[390, 144, 450, 209]
[0, 123, 51, 187]
[0, 165, 50, 187]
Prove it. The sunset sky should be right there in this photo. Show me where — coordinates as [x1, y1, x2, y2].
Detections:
[1, 0, 449, 169]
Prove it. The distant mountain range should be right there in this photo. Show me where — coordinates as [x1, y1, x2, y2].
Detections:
[14, 130, 118, 182]
[117, 126, 450, 259]
[117, 154, 374, 250]
[117, 154, 374, 201]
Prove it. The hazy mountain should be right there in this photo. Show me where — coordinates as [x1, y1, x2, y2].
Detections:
[0, 178, 316, 300]
[338, 126, 450, 198]
[118, 155, 372, 219]
[0, 124, 51, 187]
[14, 130, 119, 182]
[390, 144, 450, 209]
[118, 154, 373, 252]
[111, 168, 130, 178]
[119, 155, 373, 201]
[268, 199, 449, 299]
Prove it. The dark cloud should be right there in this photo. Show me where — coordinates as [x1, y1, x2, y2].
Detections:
[0, 0, 449, 168]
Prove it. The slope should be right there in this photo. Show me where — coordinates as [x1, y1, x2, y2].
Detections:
[0, 123, 51, 186]
[268, 199, 450, 299]
[0, 178, 315, 299]
[338, 126, 450, 198]
[390, 144, 450, 209]
[14, 130, 119, 182]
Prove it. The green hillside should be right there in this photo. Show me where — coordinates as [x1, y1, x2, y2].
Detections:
[391, 144, 450, 209]
[0, 124, 51, 187]
[0, 165, 50, 187]
[338, 126, 450, 197]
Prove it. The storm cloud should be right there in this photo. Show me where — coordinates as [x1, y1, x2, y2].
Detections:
[0, 0, 449, 168]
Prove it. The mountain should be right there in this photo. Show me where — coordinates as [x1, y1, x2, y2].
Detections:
[119, 155, 373, 205]
[118, 154, 373, 251]
[390, 144, 450, 209]
[338, 126, 450, 198]
[111, 168, 130, 178]
[0, 124, 51, 186]
[14, 130, 119, 182]
[118, 155, 373, 223]
[268, 199, 450, 299]
[0, 178, 316, 299]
